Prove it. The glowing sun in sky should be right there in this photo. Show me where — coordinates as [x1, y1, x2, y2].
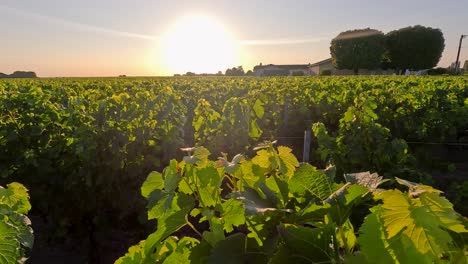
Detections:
[161, 15, 239, 74]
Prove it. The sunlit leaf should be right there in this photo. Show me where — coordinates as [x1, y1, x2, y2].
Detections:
[141, 172, 164, 198]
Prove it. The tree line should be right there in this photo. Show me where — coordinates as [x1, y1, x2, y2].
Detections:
[330, 25, 445, 74]
[0, 71, 37, 78]
[177, 66, 255, 77]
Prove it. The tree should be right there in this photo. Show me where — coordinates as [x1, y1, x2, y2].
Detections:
[225, 66, 245, 76]
[330, 28, 385, 75]
[386, 25, 444, 72]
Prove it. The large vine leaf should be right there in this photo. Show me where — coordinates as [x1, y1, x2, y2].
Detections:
[0, 182, 33, 264]
[0, 221, 20, 264]
[375, 189, 466, 259]
[6, 212, 34, 250]
[289, 163, 333, 201]
[419, 192, 467, 233]
[196, 166, 222, 207]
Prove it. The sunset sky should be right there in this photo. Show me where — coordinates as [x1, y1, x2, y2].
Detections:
[1, 0, 467, 77]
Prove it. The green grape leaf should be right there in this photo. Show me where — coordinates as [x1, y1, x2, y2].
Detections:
[376, 189, 458, 257]
[202, 217, 225, 246]
[0, 221, 20, 264]
[141, 172, 164, 198]
[115, 241, 147, 264]
[183, 147, 211, 167]
[419, 192, 467, 233]
[0, 183, 31, 214]
[6, 212, 34, 249]
[277, 146, 299, 178]
[295, 203, 331, 223]
[178, 179, 194, 195]
[252, 99, 264, 118]
[220, 199, 245, 233]
[192, 116, 204, 131]
[143, 210, 188, 256]
[388, 232, 434, 264]
[278, 224, 335, 262]
[147, 191, 174, 220]
[196, 166, 222, 207]
[358, 207, 395, 264]
[325, 184, 368, 207]
[143, 194, 194, 256]
[163, 160, 182, 192]
[229, 187, 278, 215]
[251, 150, 271, 169]
[289, 163, 333, 201]
[337, 219, 357, 250]
[343, 108, 355, 123]
[216, 154, 244, 174]
[248, 119, 262, 140]
[237, 161, 263, 187]
[265, 176, 289, 206]
[326, 184, 368, 225]
[178, 166, 194, 195]
[161, 237, 198, 264]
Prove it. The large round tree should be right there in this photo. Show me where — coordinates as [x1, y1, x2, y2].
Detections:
[330, 28, 385, 75]
[386, 25, 445, 72]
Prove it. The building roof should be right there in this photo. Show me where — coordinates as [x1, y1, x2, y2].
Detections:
[254, 64, 311, 70]
[310, 58, 332, 67]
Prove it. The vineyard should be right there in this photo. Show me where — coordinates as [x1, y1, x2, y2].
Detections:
[0, 76, 467, 263]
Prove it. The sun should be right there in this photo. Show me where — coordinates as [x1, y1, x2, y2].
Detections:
[161, 15, 238, 74]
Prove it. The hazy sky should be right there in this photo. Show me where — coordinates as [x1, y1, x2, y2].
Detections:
[1, 0, 467, 77]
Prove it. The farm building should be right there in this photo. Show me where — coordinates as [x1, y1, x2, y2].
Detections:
[253, 59, 395, 76]
[310, 58, 395, 75]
